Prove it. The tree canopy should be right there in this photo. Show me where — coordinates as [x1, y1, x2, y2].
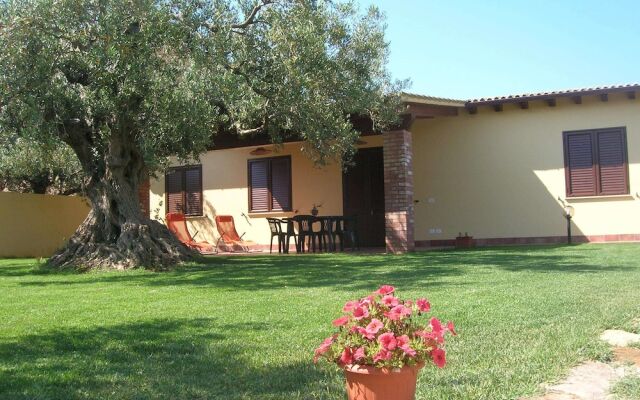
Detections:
[0, 135, 83, 194]
[0, 0, 404, 269]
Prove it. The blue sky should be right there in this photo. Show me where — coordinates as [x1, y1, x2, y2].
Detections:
[357, 0, 640, 100]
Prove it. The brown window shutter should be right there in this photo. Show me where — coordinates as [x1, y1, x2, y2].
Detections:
[184, 166, 203, 216]
[249, 160, 269, 212]
[596, 128, 628, 195]
[564, 132, 597, 197]
[166, 169, 184, 214]
[270, 157, 291, 211]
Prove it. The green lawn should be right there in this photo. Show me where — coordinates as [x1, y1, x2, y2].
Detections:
[1, 244, 639, 399]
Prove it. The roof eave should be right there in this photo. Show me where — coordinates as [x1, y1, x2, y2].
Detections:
[401, 92, 466, 108]
[467, 84, 640, 107]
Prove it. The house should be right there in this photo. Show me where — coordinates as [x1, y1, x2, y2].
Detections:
[148, 83, 640, 252]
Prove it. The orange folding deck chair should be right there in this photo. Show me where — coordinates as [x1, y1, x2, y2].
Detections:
[214, 215, 257, 252]
[166, 213, 216, 254]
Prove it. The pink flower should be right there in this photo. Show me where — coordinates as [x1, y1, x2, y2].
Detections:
[431, 348, 446, 368]
[386, 304, 412, 320]
[365, 318, 383, 335]
[382, 295, 399, 307]
[447, 321, 457, 336]
[354, 326, 375, 340]
[415, 328, 443, 345]
[332, 316, 349, 327]
[360, 295, 376, 306]
[430, 317, 444, 335]
[340, 347, 354, 365]
[416, 298, 431, 312]
[396, 334, 410, 348]
[313, 335, 335, 363]
[426, 318, 445, 344]
[402, 346, 417, 357]
[343, 300, 359, 312]
[353, 306, 369, 320]
[354, 347, 366, 361]
[396, 334, 416, 357]
[373, 348, 392, 363]
[376, 285, 395, 295]
[378, 332, 397, 350]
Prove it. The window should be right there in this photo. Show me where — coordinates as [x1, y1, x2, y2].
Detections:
[563, 127, 629, 197]
[248, 156, 292, 212]
[165, 165, 203, 216]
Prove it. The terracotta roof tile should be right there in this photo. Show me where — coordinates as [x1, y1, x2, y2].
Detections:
[467, 83, 640, 105]
[405, 83, 640, 108]
[401, 92, 466, 107]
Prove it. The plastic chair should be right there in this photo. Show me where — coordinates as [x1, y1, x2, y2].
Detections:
[291, 215, 320, 253]
[340, 216, 360, 251]
[266, 218, 286, 254]
[344, 216, 360, 251]
[282, 218, 298, 254]
[166, 213, 215, 254]
[214, 215, 256, 252]
[316, 217, 334, 252]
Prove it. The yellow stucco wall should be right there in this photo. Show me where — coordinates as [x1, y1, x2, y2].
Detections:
[0, 192, 90, 257]
[150, 93, 640, 246]
[412, 92, 640, 242]
[150, 136, 383, 245]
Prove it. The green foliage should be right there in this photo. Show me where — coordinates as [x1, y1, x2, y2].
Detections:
[611, 375, 640, 400]
[0, 135, 83, 193]
[0, 0, 404, 174]
[1, 244, 640, 399]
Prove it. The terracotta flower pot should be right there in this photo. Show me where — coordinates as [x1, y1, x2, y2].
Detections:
[344, 363, 424, 400]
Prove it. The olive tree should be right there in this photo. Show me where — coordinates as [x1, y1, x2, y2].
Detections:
[0, 0, 403, 269]
[0, 135, 84, 194]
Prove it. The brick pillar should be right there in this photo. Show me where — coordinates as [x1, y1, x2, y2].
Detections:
[138, 178, 150, 218]
[383, 129, 415, 253]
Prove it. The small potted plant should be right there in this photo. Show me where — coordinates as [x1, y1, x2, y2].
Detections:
[455, 232, 475, 249]
[314, 285, 456, 400]
[311, 202, 323, 216]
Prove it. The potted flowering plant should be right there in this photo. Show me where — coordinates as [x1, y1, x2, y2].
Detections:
[314, 285, 456, 400]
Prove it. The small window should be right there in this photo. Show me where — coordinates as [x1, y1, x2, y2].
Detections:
[165, 165, 203, 216]
[563, 127, 629, 197]
[248, 156, 292, 212]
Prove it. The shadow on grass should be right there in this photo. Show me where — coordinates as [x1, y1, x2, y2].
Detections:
[0, 318, 339, 400]
[16, 252, 466, 292]
[0, 259, 59, 277]
[10, 245, 635, 291]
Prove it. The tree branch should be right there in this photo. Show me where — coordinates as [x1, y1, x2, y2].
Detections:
[223, 61, 270, 98]
[236, 126, 264, 135]
[231, 1, 274, 29]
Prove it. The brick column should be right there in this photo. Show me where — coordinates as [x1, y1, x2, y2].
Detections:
[138, 178, 150, 218]
[383, 130, 415, 253]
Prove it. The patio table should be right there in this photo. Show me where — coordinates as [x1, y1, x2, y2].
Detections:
[281, 215, 344, 253]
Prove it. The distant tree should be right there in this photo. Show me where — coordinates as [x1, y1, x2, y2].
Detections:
[0, 135, 84, 194]
[0, 0, 404, 269]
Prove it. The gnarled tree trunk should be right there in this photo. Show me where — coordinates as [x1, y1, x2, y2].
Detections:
[48, 128, 196, 270]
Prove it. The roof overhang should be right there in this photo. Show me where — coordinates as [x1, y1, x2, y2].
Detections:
[401, 92, 466, 108]
[396, 92, 464, 129]
[465, 83, 639, 114]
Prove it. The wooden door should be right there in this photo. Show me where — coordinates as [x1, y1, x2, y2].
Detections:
[342, 147, 385, 247]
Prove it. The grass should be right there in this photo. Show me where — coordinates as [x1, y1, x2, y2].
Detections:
[0, 244, 639, 399]
[611, 375, 640, 399]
